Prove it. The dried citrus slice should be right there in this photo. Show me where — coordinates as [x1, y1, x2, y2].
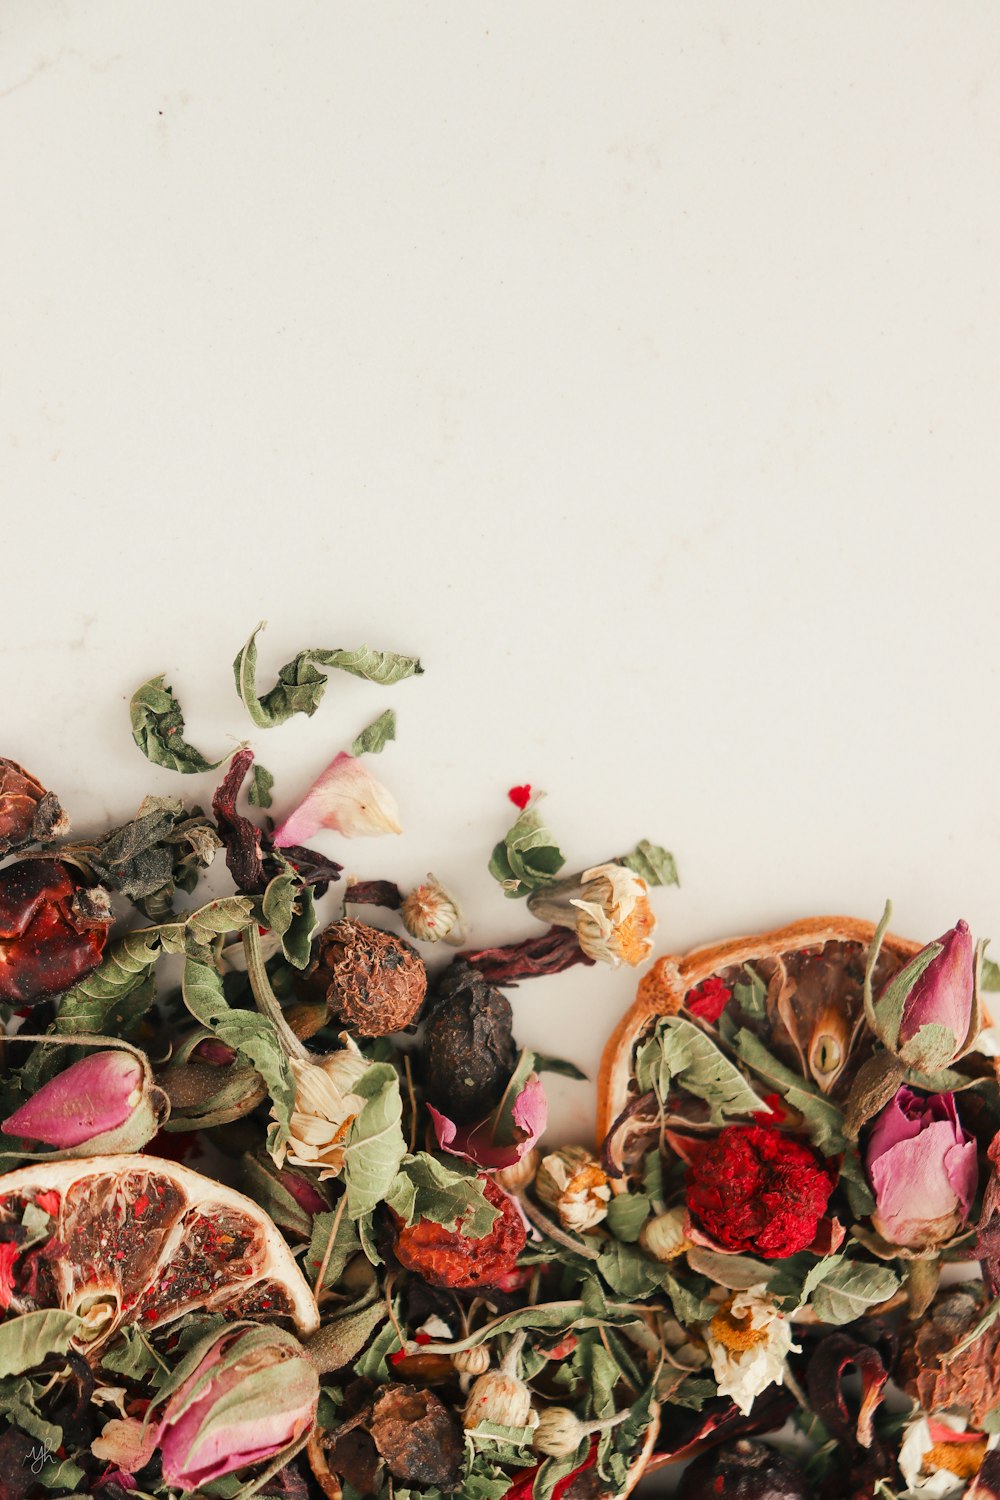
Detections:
[0, 1153, 319, 1343]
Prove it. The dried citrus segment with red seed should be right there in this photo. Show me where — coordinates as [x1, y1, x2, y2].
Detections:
[0, 1153, 318, 1340]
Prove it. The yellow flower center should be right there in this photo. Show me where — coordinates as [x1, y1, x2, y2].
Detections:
[611, 897, 655, 964]
[709, 1302, 770, 1354]
[566, 1163, 610, 1201]
[924, 1438, 987, 1479]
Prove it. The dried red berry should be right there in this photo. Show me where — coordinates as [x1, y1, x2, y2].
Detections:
[391, 1177, 526, 1289]
[314, 919, 427, 1037]
[0, 760, 68, 857]
[0, 860, 110, 1006]
[369, 1384, 464, 1486]
[686, 1124, 834, 1258]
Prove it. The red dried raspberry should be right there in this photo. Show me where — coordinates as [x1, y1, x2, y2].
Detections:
[391, 1177, 526, 1289]
[0, 861, 109, 1006]
[686, 977, 732, 1024]
[686, 1124, 834, 1258]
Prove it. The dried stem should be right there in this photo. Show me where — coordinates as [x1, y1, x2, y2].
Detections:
[243, 925, 310, 1061]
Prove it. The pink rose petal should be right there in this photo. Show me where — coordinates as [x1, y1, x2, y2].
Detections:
[273, 752, 402, 846]
[2, 1051, 143, 1148]
[428, 1073, 547, 1170]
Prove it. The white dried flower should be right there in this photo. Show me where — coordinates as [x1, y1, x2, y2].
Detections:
[568, 864, 656, 967]
[898, 1413, 995, 1497]
[463, 1332, 536, 1432]
[536, 1147, 611, 1233]
[279, 1038, 370, 1178]
[532, 1407, 587, 1459]
[453, 1346, 491, 1377]
[704, 1286, 799, 1416]
[639, 1207, 690, 1262]
[401, 874, 463, 944]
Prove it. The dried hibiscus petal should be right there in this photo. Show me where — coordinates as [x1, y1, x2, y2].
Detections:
[391, 1176, 525, 1289]
[0, 860, 110, 1006]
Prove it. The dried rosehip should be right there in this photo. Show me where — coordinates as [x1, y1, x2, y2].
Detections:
[391, 1176, 526, 1289]
[0, 860, 110, 1006]
[313, 919, 427, 1036]
[421, 963, 517, 1125]
[0, 760, 68, 857]
[369, 1384, 464, 1486]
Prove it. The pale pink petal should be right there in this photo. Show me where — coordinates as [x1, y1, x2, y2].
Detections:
[3, 1052, 143, 1148]
[272, 752, 401, 846]
[898, 920, 974, 1046]
[427, 1074, 548, 1171]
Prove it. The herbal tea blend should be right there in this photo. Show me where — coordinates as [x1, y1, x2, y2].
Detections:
[0, 626, 997, 1500]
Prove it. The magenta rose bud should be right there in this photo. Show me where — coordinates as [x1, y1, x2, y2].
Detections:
[1, 1050, 162, 1153]
[866, 1086, 978, 1249]
[896, 920, 975, 1063]
[157, 1325, 318, 1488]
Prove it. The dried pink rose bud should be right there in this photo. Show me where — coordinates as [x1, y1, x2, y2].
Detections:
[866, 1086, 977, 1249]
[895, 920, 976, 1067]
[1, 1049, 166, 1156]
[273, 751, 401, 846]
[156, 1324, 318, 1488]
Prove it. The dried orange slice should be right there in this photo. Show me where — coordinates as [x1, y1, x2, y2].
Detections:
[0, 1153, 319, 1343]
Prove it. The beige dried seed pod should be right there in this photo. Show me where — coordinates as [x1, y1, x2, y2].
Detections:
[493, 1148, 541, 1196]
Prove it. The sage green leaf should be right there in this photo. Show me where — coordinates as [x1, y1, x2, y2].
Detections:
[635, 1016, 762, 1123]
[618, 840, 679, 887]
[686, 1247, 771, 1290]
[307, 1211, 362, 1292]
[37, 1455, 86, 1489]
[234, 622, 422, 729]
[660, 1274, 717, 1326]
[181, 951, 295, 1152]
[532, 1052, 588, 1081]
[982, 957, 1000, 991]
[418, 1300, 646, 1355]
[57, 971, 157, 1038]
[488, 804, 566, 898]
[384, 1152, 498, 1238]
[351, 708, 396, 756]
[0, 1311, 83, 1378]
[342, 1064, 406, 1220]
[733, 965, 767, 1018]
[606, 1192, 651, 1244]
[261, 870, 318, 970]
[101, 1327, 168, 1387]
[808, 1261, 901, 1325]
[353, 1316, 403, 1380]
[731, 1029, 846, 1154]
[248, 763, 274, 808]
[129, 675, 229, 774]
[309, 1293, 386, 1374]
[597, 1241, 661, 1299]
[0, 1376, 62, 1450]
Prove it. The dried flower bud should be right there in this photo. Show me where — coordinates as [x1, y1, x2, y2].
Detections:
[452, 1345, 491, 1376]
[639, 1207, 690, 1262]
[314, 919, 427, 1037]
[1, 1047, 167, 1157]
[401, 874, 462, 945]
[240, 1150, 330, 1239]
[0, 760, 68, 856]
[527, 863, 656, 968]
[532, 1407, 587, 1459]
[463, 1332, 536, 1431]
[535, 1147, 611, 1233]
[281, 1039, 371, 1178]
[494, 1148, 541, 1196]
[0, 860, 111, 1006]
[159, 1031, 268, 1131]
[421, 964, 517, 1125]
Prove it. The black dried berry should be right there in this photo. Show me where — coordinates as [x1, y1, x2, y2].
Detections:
[421, 962, 517, 1124]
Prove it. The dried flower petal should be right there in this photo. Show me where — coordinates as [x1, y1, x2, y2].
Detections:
[705, 1286, 799, 1416]
[427, 1071, 547, 1170]
[273, 752, 401, 846]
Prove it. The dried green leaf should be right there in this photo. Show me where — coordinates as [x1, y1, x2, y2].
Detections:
[310, 1291, 385, 1373]
[234, 621, 422, 729]
[261, 870, 318, 970]
[342, 1063, 407, 1220]
[597, 1241, 661, 1298]
[384, 1152, 498, 1238]
[618, 840, 679, 887]
[635, 1016, 762, 1124]
[606, 1192, 651, 1244]
[248, 763, 274, 808]
[353, 1316, 404, 1381]
[531, 1052, 588, 1081]
[129, 675, 230, 774]
[0, 1375, 62, 1452]
[351, 708, 396, 756]
[101, 1326, 168, 1387]
[307, 1211, 362, 1291]
[808, 1260, 901, 1324]
[488, 803, 566, 898]
[982, 957, 1000, 991]
[733, 964, 767, 1018]
[686, 1246, 771, 1290]
[0, 1311, 82, 1379]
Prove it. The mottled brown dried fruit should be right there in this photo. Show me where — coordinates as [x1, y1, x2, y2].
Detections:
[421, 963, 517, 1124]
[315, 919, 427, 1037]
[0, 860, 110, 1005]
[369, 1384, 464, 1486]
[0, 760, 68, 857]
[391, 1175, 526, 1289]
[898, 1286, 1000, 1425]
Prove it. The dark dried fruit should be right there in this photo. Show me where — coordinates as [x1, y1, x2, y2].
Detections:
[0, 859, 110, 1005]
[391, 1175, 526, 1288]
[369, 1384, 463, 1485]
[0, 759, 68, 857]
[315, 919, 427, 1036]
[421, 962, 517, 1124]
[898, 1285, 1000, 1425]
[677, 1440, 810, 1500]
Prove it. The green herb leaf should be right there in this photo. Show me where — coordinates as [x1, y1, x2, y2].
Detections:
[353, 1316, 403, 1381]
[731, 1029, 846, 1154]
[733, 965, 767, 1018]
[808, 1260, 901, 1324]
[488, 803, 566, 898]
[597, 1241, 662, 1298]
[606, 1192, 651, 1244]
[982, 956, 1000, 991]
[342, 1064, 407, 1220]
[309, 1291, 386, 1373]
[531, 1052, 588, 1081]
[307, 1211, 362, 1292]
[384, 1152, 498, 1238]
[261, 869, 319, 970]
[234, 622, 422, 729]
[0, 1311, 83, 1378]
[351, 708, 396, 756]
[635, 1016, 762, 1123]
[129, 675, 230, 774]
[686, 1246, 771, 1290]
[0, 1376, 62, 1451]
[618, 840, 679, 887]
[101, 1326, 169, 1387]
[660, 1273, 717, 1325]
[248, 763, 274, 808]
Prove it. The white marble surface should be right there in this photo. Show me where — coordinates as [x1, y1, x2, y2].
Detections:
[2, 8, 999, 1487]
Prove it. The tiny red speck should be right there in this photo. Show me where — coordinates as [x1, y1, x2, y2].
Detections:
[507, 784, 531, 810]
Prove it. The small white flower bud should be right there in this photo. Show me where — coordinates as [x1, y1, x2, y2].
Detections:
[401, 874, 462, 944]
[463, 1371, 534, 1430]
[532, 1406, 587, 1458]
[639, 1207, 690, 1262]
[535, 1147, 611, 1233]
[493, 1148, 540, 1195]
[452, 1345, 491, 1377]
